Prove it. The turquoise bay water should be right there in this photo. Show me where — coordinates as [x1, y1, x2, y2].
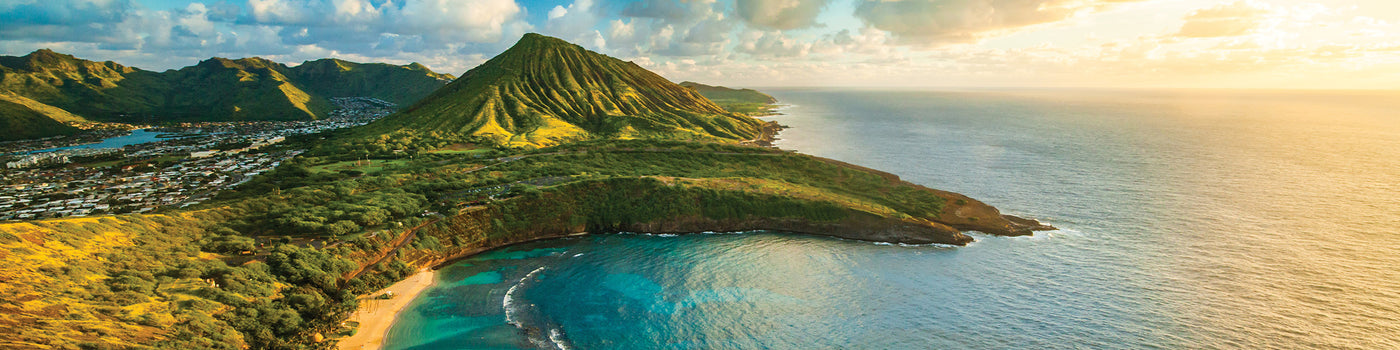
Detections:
[385, 89, 1400, 349]
[26, 129, 163, 154]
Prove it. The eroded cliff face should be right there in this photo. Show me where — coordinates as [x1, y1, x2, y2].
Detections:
[619, 214, 969, 245]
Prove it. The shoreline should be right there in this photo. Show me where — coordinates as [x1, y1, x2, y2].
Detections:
[337, 268, 437, 350]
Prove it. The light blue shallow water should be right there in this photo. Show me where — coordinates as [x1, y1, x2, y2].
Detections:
[385, 89, 1400, 349]
[26, 129, 163, 154]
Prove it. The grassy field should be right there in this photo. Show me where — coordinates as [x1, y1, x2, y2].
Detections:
[0, 213, 242, 349]
[424, 143, 493, 156]
[307, 159, 411, 174]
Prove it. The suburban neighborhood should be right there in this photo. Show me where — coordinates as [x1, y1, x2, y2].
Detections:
[0, 97, 394, 220]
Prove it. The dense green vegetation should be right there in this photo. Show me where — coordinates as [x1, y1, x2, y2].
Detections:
[0, 49, 453, 127]
[680, 81, 779, 115]
[362, 33, 766, 148]
[218, 170, 429, 237]
[0, 207, 427, 350]
[0, 33, 1037, 350]
[204, 138, 966, 256]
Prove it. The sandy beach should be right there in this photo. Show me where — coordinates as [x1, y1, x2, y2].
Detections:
[338, 269, 436, 350]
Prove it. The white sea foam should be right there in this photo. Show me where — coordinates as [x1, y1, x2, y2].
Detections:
[700, 231, 747, 235]
[870, 240, 960, 248]
[503, 266, 547, 327]
[502, 266, 574, 350]
[1048, 227, 1086, 238]
[964, 228, 1077, 242]
[548, 328, 573, 350]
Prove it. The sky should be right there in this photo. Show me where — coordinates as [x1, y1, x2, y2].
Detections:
[2, 0, 1398, 89]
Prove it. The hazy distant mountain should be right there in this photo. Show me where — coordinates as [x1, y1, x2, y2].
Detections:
[679, 81, 776, 104]
[0, 49, 455, 139]
[363, 33, 766, 147]
[679, 81, 779, 116]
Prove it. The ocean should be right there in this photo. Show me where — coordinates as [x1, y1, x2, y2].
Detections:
[382, 89, 1400, 349]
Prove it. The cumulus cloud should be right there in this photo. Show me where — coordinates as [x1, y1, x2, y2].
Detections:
[543, 0, 607, 50]
[1174, 0, 1273, 38]
[600, 0, 735, 57]
[241, 0, 526, 46]
[0, 0, 143, 48]
[4, 0, 1396, 89]
[737, 30, 810, 58]
[853, 0, 1146, 45]
[0, 0, 136, 26]
[735, 0, 829, 30]
[0, 0, 536, 76]
[245, 0, 313, 24]
[607, 19, 640, 46]
[397, 0, 523, 43]
[0, 0, 529, 57]
[619, 0, 702, 22]
[812, 27, 895, 56]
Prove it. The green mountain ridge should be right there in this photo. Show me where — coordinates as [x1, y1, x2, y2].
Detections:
[0, 49, 166, 123]
[362, 33, 767, 148]
[0, 49, 456, 139]
[156, 56, 330, 121]
[291, 58, 455, 107]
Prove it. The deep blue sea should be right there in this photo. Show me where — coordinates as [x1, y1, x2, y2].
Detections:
[384, 89, 1400, 349]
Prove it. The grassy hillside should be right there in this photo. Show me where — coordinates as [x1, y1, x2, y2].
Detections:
[0, 49, 167, 122]
[680, 81, 779, 115]
[154, 57, 332, 121]
[0, 50, 453, 128]
[0, 92, 89, 124]
[362, 33, 766, 148]
[0, 212, 243, 349]
[0, 203, 433, 350]
[0, 93, 81, 140]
